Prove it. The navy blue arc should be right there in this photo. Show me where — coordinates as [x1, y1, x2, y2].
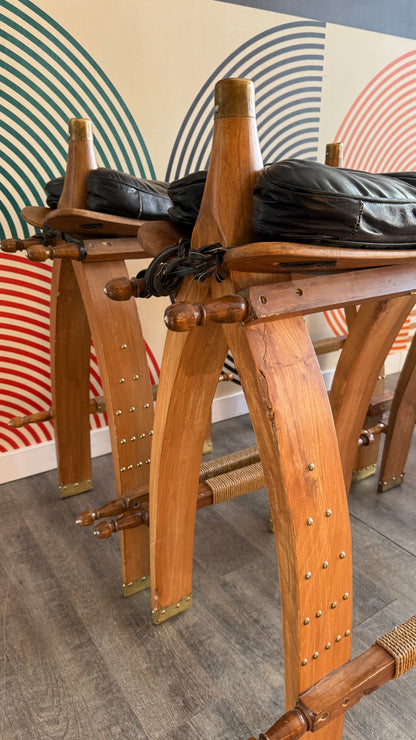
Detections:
[166, 21, 325, 182]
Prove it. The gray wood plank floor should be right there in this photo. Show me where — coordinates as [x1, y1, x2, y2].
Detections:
[1, 409, 415, 739]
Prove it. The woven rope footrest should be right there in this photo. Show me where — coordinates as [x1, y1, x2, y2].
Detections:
[199, 445, 260, 482]
[204, 461, 265, 504]
[376, 614, 416, 678]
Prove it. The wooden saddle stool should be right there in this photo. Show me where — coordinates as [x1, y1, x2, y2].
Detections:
[149, 78, 416, 739]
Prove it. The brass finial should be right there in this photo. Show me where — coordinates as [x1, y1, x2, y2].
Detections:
[325, 142, 343, 167]
[68, 118, 93, 141]
[214, 78, 255, 119]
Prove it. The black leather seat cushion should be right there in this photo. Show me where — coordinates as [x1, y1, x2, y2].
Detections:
[86, 168, 170, 219]
[44, 176, 64, 209]
[253, 160, 416, 248]
[44, 169, 171, 220]
[167, 171, 207, 230]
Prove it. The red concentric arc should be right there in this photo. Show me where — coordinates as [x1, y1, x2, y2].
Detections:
[0, 252, 161, 451]
[325, 51, 416, 350]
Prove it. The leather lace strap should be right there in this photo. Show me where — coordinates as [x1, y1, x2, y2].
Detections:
[136, 240, 227, 298]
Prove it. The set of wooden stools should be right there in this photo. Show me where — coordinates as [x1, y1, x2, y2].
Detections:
[3, 79, 416, 739]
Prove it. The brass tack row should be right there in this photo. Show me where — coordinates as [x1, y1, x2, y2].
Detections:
[154, 595, 191, 617]
[305, 509, 333, 525]
[120, 459, 150, 472]
[119, 375, 141, 382]
[303, 596, 349, 623]
[379, 473, 404, 486]
[116, 407, 146, 414]
[120, 433, 152, 444]
[301, 630, 351, 666]
[304, 560, 345, 578]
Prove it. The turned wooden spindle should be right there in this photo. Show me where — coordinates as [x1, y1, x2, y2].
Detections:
[93, 508, 149, 538]
[219, 371, 234, 382]
[164, 294, 249, 331]
[26, 242, 83, 262]
[25, 244, 54, 261]
[257, 709, 309, 740]
[1, 235, 43, 253]
[358, 421, 386, 447]
[104, 275, 146, 301]
[252, 640, 398, 739]
[9, 395, 106, 429]
[76, 497, 130, 526]
[9, 408, 53, 427]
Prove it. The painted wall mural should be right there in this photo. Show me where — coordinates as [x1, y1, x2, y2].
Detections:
[1, 0, 157, 452]
[166, 20, 325, 179]
[1, 0, 416, 466]
[324, 50, 416, 349]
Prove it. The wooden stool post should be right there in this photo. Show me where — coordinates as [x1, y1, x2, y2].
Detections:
[34, 118, 154, 594]
[330, 295, 416, 489]
[50, 118, 97, 496]
[378, 329, 416, 491]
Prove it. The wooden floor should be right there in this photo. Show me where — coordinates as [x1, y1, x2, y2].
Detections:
[1, 409, 416, 739]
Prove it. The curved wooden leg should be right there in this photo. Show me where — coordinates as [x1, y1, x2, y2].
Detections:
[378, 329, 416, 491]
[330, 295, 416, 489]
[50, 259, 92, 496]
[73, 260, 154, 595]
[150, 281, 228, 623]
[222, 316, 352, 739]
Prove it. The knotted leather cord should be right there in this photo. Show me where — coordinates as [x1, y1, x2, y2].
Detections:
[204, 462, 265, 505]
[199, 446, 260, 482]
[376, 614, 416, 678]
[136, 240, 227, 298]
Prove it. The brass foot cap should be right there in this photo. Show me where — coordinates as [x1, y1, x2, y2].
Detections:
[202, 438, 213, 455]
[152, 593, 192, 624]
[60, 478, 93, 498]
[122, 574, 150, 597]
[351, 463, 377, 482]
[378, 474, 404, 492]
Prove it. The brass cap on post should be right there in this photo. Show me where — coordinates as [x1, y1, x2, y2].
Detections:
[68, 117, 93, 141]
[325, 142, 343, 167]
[214, 78, 255, 119]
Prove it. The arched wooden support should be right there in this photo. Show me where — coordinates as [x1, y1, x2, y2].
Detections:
[221, 315, 352, 735]
[150, 78, 263, 623]
[72, 259, 154, 594]
[150, 285, 228, 620]
[330, 295, 416, 489]
[378, 330, 416, 491]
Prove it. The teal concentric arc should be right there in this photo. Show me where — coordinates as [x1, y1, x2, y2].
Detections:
[1, 0, 155, 240]
[0, 0, 158, 452]
[166, 21, 326, 180]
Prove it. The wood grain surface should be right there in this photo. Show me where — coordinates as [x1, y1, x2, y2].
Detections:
[1, 400, 415, 739]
